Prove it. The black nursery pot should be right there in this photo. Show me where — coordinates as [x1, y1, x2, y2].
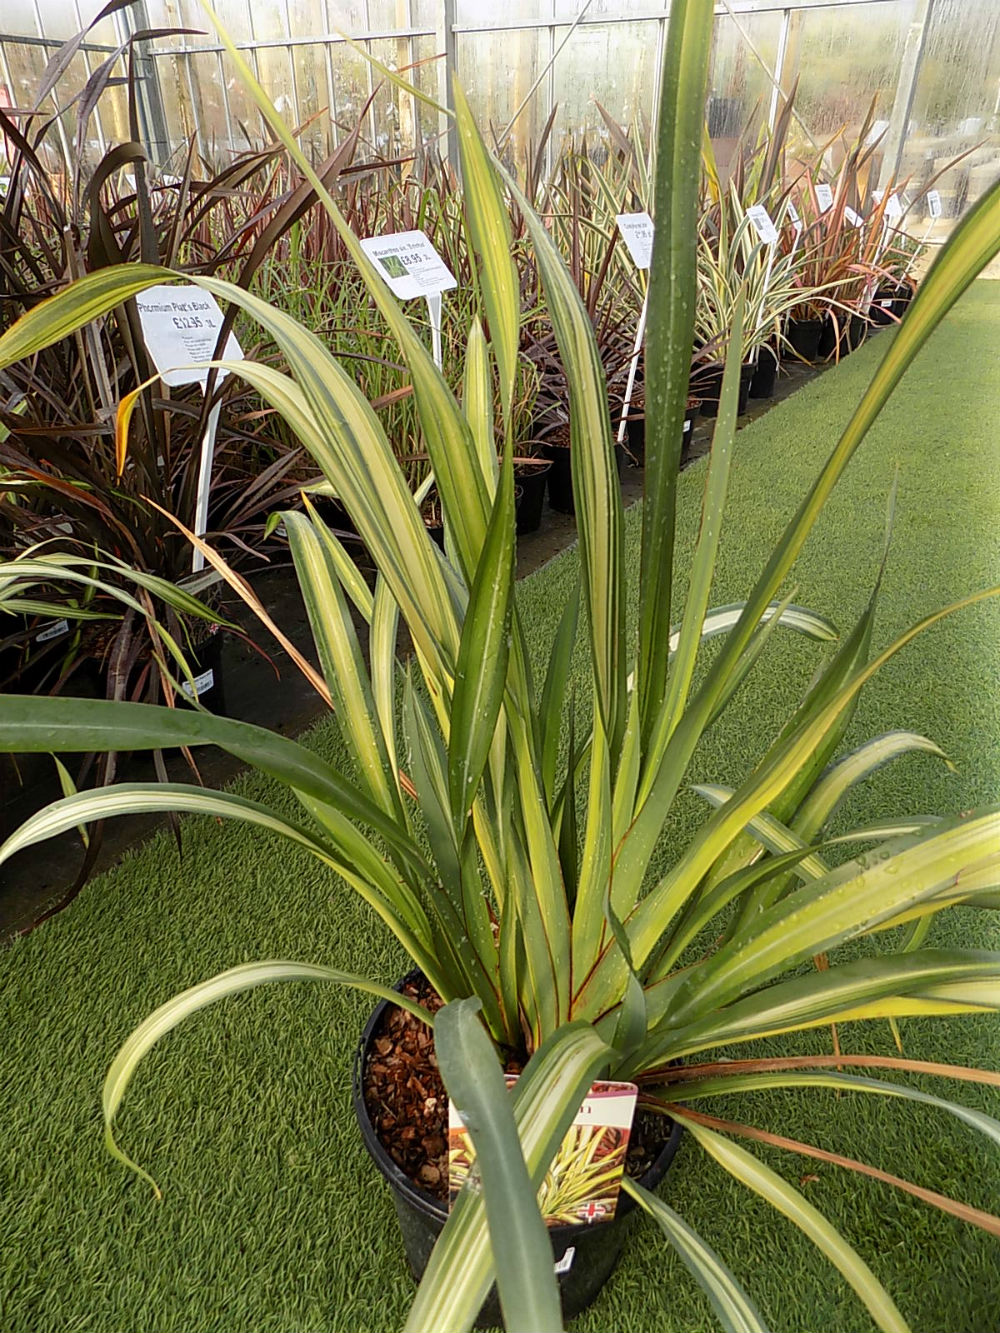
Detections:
[786, 317, 825, 362]
[870, 286, 901, 327]
[353, 982, 684, 1326]
[695, 361, 754, 418]
[515, 460, 552, 535]
[179, 626, 227, 714]
[818, 311, 868, 361]
[544, 441, 574, 515]
[749, 345, 779, 399]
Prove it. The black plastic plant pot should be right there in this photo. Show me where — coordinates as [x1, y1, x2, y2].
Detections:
[870, 287, 901, 327]
[681, 403, 699, 453]
[624, 414, 645, 466]
[544, 442, 574, 515]
[749, 345, 778, 399]
[697, 362, 754, 418]
[352, 982, 684, 1327]
[847, 313, 869, 352]
[180, 627, 227, 715]
[514, 460, 552, 535]
[786, 317, 824, 362]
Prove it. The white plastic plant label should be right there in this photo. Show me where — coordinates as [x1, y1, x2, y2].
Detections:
[815, 182, 833, 212]
[135, 285, 243, 388]
[844, 205, 865, 228]
[746, 204, 778, 245]
[884, 193, 903, 221]
[786, 199, 802, 229]
[359, 231, 457, 300]
[449, 1079, 639, 1225]
[865, 118, 889, 146]
[181, 668, 215, 699]
[927, 189, 943, 219]
[554, 1248, 576, 1275]
[35, 618, 69, 644]
[616, 212, 654, 269]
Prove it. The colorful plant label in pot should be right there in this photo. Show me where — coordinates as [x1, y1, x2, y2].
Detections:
[448, 1078, 639, 1226]
[815, 182, 833, 212]
[927, 189, 943, 219]
[746, 204, 778, 245]
[135, 284, 243, 387]
[616, 212, 654, 269]
[359, 230, 457, 300]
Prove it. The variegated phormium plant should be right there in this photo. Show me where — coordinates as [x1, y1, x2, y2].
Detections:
[1, 3, 1000, 1331]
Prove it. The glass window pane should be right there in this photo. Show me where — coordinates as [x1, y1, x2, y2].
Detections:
[907, 0, 1000, 226]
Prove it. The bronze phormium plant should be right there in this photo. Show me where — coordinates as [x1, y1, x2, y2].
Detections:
[0, 2, 999, 1330]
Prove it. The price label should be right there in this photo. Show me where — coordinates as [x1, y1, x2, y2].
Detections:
[616, 211, 655, 269]
[844, 205, 865, 228]
[746, 203, 778, 245]
[181, 667, 215, 699]
[927, 189, 942, 219]
[449, 1079, 638, 1225]
[135, 285, 243, 388]
[35, 618, 69, 644]
[815, 182, 833, 212]
[884, 192, 903, 221]
[359, 230, 457, 300]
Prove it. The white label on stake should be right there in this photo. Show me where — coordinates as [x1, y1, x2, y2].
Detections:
[884, 193, 903, 221]
[135, 285, 243, 388]
[616, 211, 654, 269]
[880, 299, 894, 308]
[36, 618, 69, 643]
[683, 418, 692, 434]
[865, 118, 889, 147]
[359, 231, 457, 301]
[844, 206, 865, 228]
[927, 189, 942, 219]
[182, 667, 215, 699]
[746, 204, 778, 245]
[786, 199, 802, 229]
[554, 1248, 576, 1276]
[815, 182, 833, 212]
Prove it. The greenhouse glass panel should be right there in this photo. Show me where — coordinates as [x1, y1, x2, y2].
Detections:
[455, 24, 545, 169]
[906, 0, 1000, 227]
[790, 1, 910, 139]
[706, 9, 782, 173]
[550, 21, 657, 148]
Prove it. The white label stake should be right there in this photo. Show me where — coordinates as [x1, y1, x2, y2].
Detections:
[134, 284, 243, 574]
[815, 182, 833, 213]
[617, 293, 648, 447]
[615, 213, 654, 446]
[425, 291, 443, 372]
[360, 231, 456, 374]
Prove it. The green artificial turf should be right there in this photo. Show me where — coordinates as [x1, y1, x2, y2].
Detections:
[2, 283, 999, 1333]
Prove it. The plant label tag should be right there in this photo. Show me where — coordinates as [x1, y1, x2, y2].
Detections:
[880, 299, 894, 308]
[449, 1079, 638, 1226]
[616, 212, 654, 269]
[884, 193, 903, 221]
[746, 204, 778, 245]
[927, 190, 942, 219]
[865, 117, 889, 146]
[554, 1247, 576, 1275]
[786, 199, 802, 231]
[359, 231, 457, 301]
[815, 182, 833, 212]
[683, 418, 691, 434]
[844, 206, 865, 228]
[135, 285, 243, 388]
[181, 667, 214, 699]
[35, 618, 69, 644]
